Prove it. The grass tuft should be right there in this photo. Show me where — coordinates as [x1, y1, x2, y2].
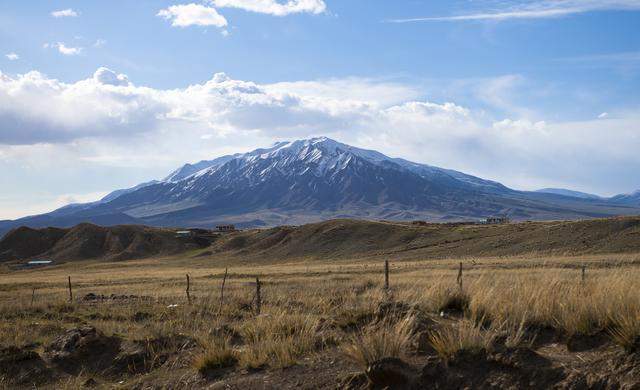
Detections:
[428, 320, 495, 362]
[194, 337, 238, 374]
[343, 314, 416, 368]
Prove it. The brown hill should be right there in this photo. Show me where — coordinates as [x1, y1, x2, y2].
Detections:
[0, 226, 67, 261]
[3, 217, 640, 264]
[209, 216, 640, 260]
[0, 223, 210, 263]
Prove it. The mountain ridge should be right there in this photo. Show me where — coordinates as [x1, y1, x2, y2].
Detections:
[1, 137, 639, 236]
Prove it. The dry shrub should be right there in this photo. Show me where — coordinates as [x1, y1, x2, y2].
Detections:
[609, 310, 640, 352]
[430, 286, 470, 314]
[194, 337, 238, 374]
[238, 310, 321, 368]
[429, 320, 495, 362]
[342, 314, 416, 368]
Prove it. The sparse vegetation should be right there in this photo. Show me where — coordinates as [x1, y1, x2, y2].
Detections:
[2, 250, 640, 388]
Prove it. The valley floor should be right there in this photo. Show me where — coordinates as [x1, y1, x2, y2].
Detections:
[2, 253, 640, 389]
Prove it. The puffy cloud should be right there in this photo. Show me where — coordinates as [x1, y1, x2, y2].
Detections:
[157, 4, 228, 28]
[0, 67, 639, 197]
[0, 69, 164, 144]
[44, 42, 82, 56]
[93, 67, 130, 86]
[211, 0, 326, 16]
[51, 9, 79, 18]
[5, 53, 19, 61]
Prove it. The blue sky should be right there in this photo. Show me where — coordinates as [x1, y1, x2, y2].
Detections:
[1, 0, 639, 219]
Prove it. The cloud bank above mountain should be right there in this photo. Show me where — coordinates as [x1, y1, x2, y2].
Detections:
[0, 67, 639, 210]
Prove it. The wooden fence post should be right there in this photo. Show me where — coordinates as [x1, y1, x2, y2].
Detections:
[581, 265, 586, 284]
[255, 277, 261, 315]
[31, 288, 36, 306]
[219, 268, 228, 314]
[186, 274, 191, 304]
[457, 262, 463, 290]
[67, 276, 73, 302]
[384, 260, 390, 290]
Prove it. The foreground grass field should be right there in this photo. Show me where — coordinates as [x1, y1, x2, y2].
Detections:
[2, 252, 640, 388]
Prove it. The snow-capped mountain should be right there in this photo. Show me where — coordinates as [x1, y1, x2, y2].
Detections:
[2, 137, 640, 235]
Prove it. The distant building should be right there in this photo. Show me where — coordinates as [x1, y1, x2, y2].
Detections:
[175, 230, 193, 237]
[26, 260, 53, 266]
[216, 224, 236, 232]
[479, 217, 510, 225]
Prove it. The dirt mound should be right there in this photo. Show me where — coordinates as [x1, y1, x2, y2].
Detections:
[45, 326, 121, 374]
[0, 345, 52, 386]
[0, 223, 211, 262]
[42, 326, 198, 379]
[113, 334, 198, 374]
[420, 348, 564, 389]
[210, 216, 640, 261]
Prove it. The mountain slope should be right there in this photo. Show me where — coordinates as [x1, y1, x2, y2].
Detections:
[535, 188, 602, 200]
[610, 190, 640, 206]
[2, 137, 640, 235]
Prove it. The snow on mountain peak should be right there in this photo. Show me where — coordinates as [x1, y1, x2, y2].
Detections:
[159, 137, 503, 192]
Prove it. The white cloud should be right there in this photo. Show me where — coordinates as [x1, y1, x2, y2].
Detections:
[388, 0, 640, 23]
[0, 67, 639, 198]
[45, 42, 82, 56]
[211, 0, 326, 16]
[5, 53, 19, 61]
[157, 3, 228, 28]
[93, 67, 130, 86]
[0, 191, 107, 220]
[93, 39, 107, 48]
[51, 8, 79, 18]
[598, 112, 609, 119]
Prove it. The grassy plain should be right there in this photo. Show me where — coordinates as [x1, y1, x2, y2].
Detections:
[2, 251, 640, 388]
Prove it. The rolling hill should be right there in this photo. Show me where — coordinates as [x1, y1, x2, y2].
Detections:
[3, 217, 640, 263]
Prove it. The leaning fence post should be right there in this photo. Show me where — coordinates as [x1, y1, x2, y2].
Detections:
[186, 274, 191, 304]
[255, 277, 261, 315]
[457, 262, 463, 289]
[581, 265, 586, 284]
[67, 276, 73, 302]
[219, 268, 228, 314]
[384, 260, 390, 290]
[31, 287, 36, 306]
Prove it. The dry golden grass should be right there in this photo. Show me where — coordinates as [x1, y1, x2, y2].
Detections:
[193, 337, 238, 374]
[1, 252, 640, 387]
[343, 314, 416, 368]
[428, 320, 495, 361]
